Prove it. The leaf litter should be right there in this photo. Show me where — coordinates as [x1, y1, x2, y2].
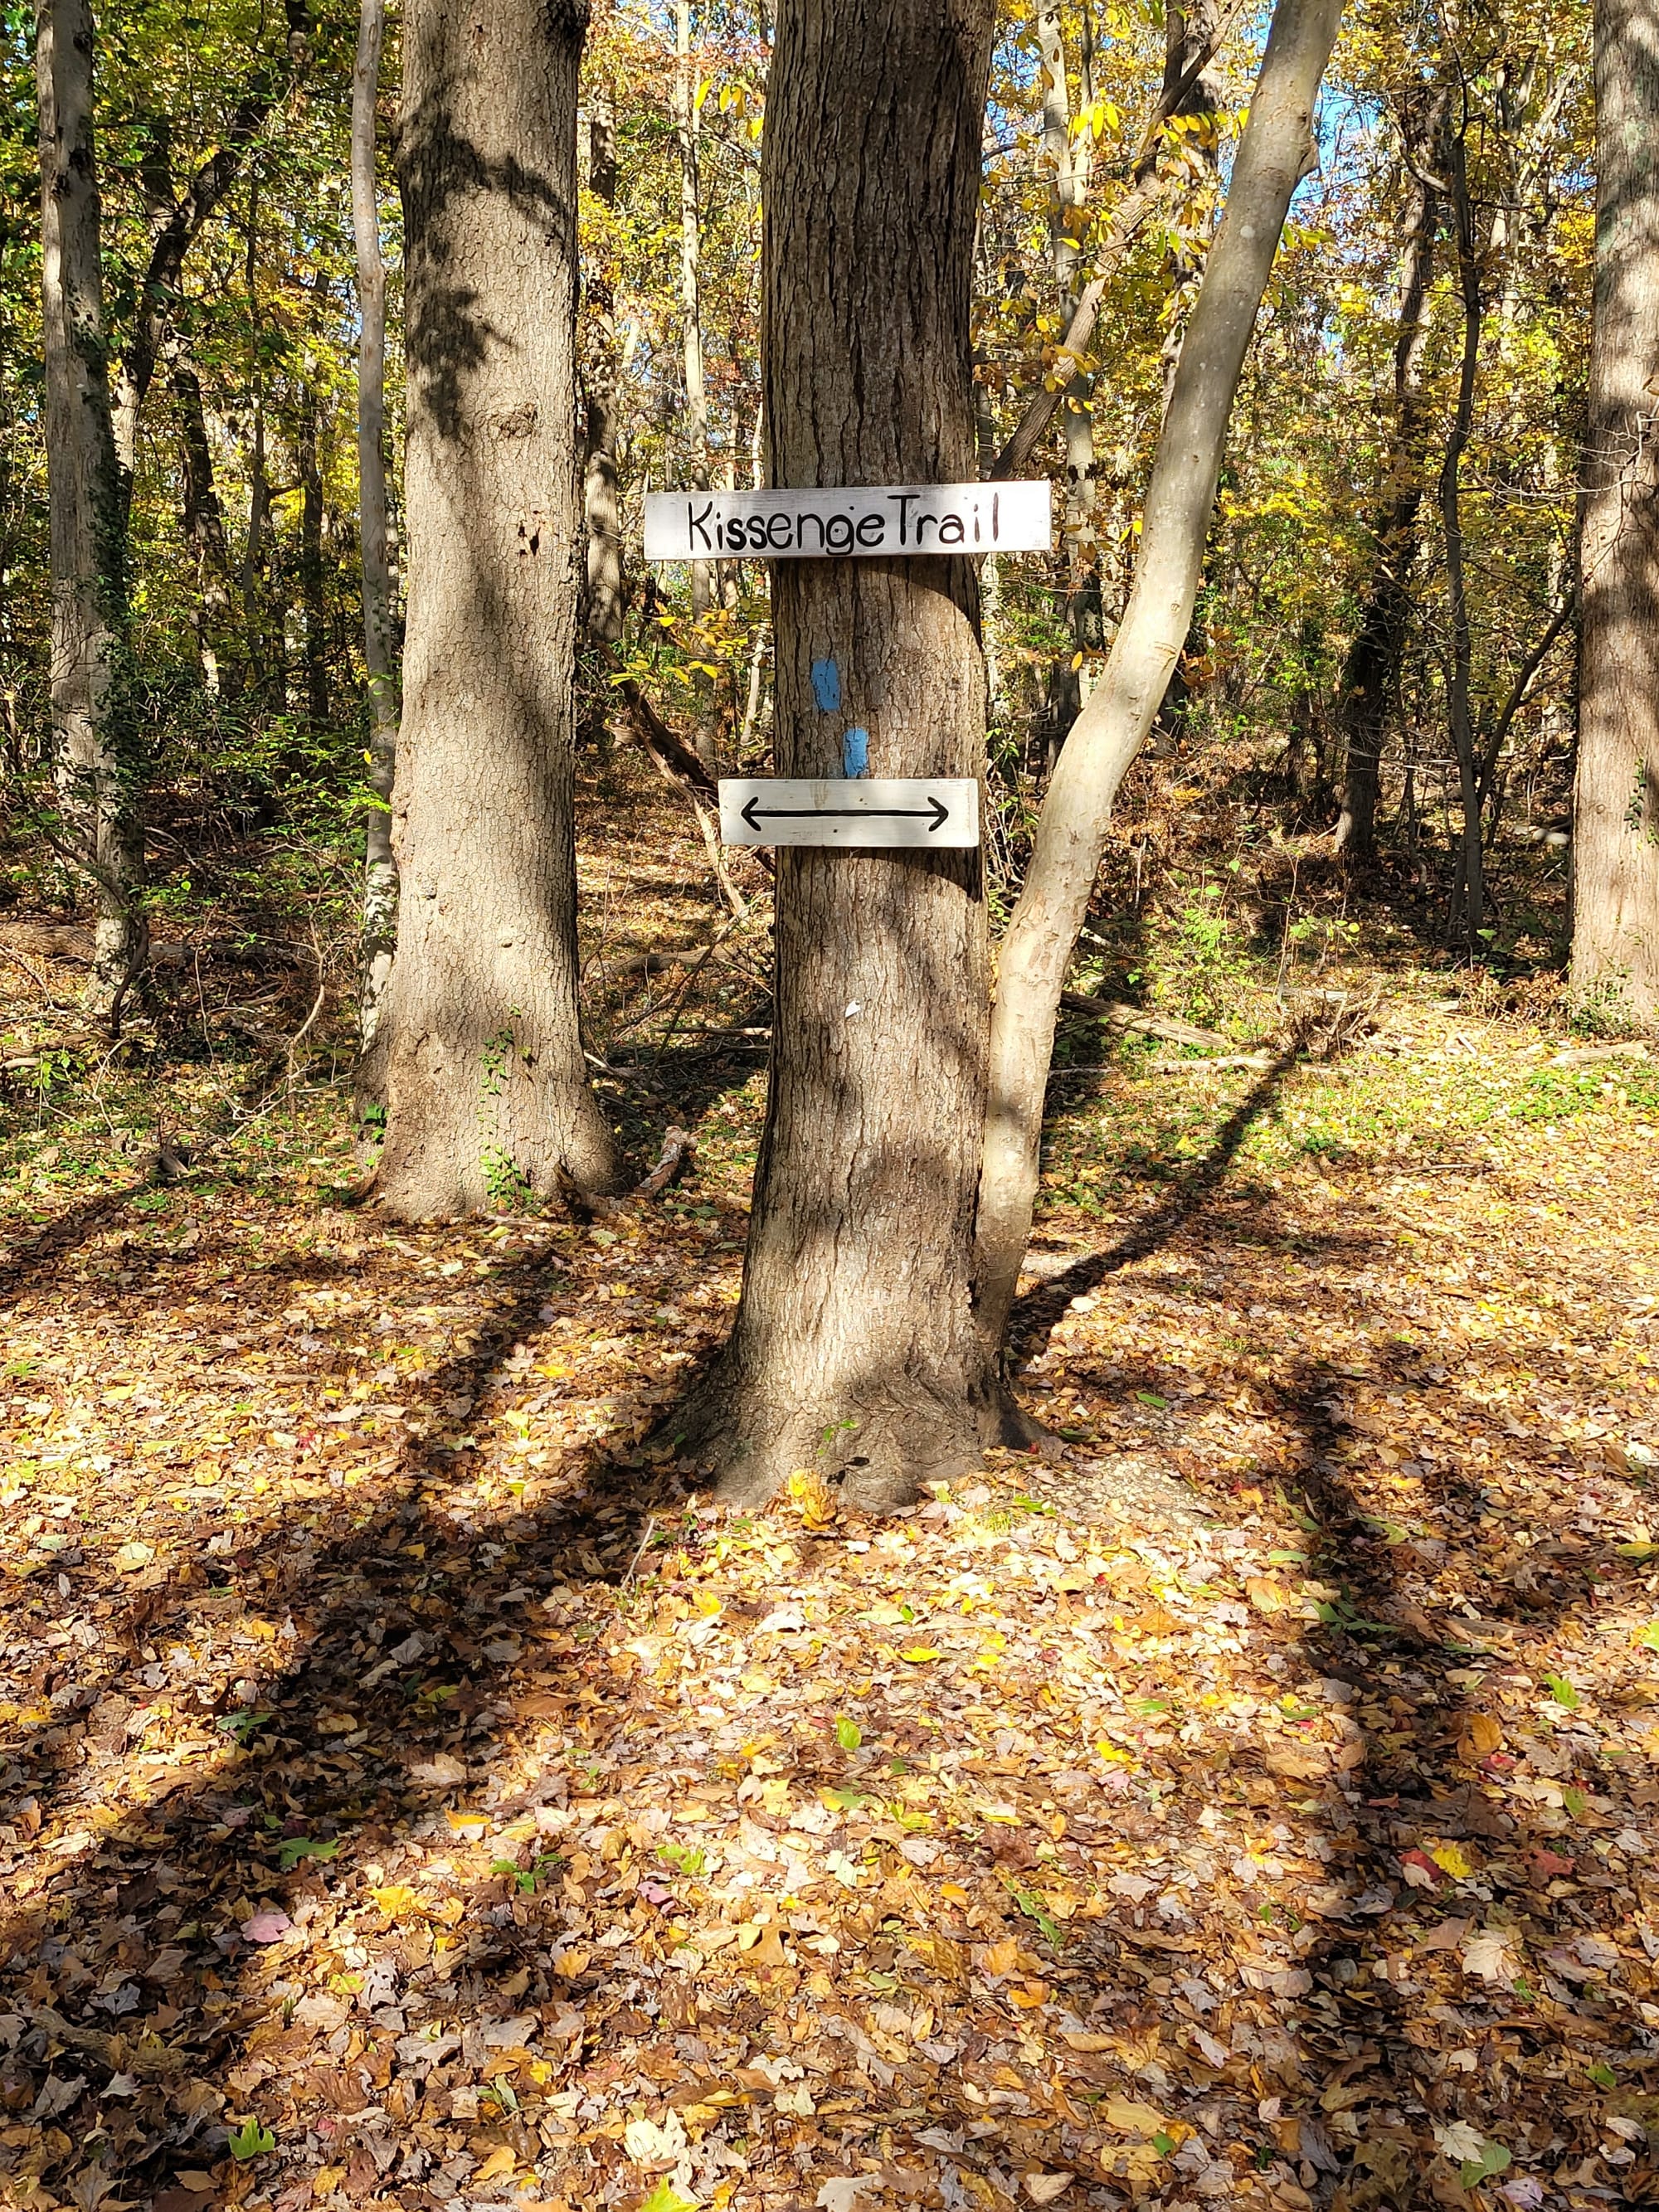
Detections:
[1, 797, 1658, 2211]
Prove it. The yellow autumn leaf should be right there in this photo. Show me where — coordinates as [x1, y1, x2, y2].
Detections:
[786, 1467, 838, 1529]
[372, 1884, 424, 1920]
[474, 2146, 518, 2184]
[900, 1646, 941, 1663]
[1464, 1713, 1503, 1757]
[1102, 2097, 1170, 2138]
[1431, 1841, 1475, 1879]
[985, 1936, 1021, 1975]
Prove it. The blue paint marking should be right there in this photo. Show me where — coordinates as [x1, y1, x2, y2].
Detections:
[810, 659, 842, 714]
[842, 726, 870, 778]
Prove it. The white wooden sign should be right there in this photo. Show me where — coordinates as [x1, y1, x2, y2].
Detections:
[719, 777, 980, 849]
[645, 481, 1050, 562]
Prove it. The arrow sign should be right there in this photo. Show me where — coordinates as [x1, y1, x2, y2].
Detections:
[720, 777, 979, 849]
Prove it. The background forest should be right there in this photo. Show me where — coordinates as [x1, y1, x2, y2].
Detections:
[0, 0, 1600, 1006]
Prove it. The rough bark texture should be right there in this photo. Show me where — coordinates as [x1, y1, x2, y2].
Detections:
[1572, 0, 1659, 1018]
[1335, 85, 1446, 858]
[977, 0, 1345, 1348]
[581, 87, 625, 647]
[36, 0, 145, 1012]
[673, 0, 1011, 1508]
[352, 0, 400, 1056]
[372, 0, 615, 1218]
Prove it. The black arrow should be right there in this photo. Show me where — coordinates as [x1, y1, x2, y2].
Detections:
[740, 793, 951, 834]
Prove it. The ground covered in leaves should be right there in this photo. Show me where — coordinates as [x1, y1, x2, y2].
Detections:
[2, 778, 1659, 2212]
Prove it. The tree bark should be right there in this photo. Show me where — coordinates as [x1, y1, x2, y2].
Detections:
[1333, 92, 1445, 857]
[976, 0, 1345, 1346]
[1571, 0, 1659, 1018]
[36, 0, 145, 1013]
[672, 0, 1011, 1508]
[353, 0, 400, 1055]
[372, 0, 615, 1218]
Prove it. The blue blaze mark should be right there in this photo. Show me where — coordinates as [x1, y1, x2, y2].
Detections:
[842, 726, 870, 778]
[810, 658, 842, 714]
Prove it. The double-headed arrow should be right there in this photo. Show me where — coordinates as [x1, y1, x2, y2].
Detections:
[741, 792, 951, 834]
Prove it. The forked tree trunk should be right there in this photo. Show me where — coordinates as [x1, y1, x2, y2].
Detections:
[372, 0, 615, 1218]
[36, 0, 146, 1013]
[673, 0, 1012, 1508]
[352, 0, 400, 1055]
[976, 0, 1345, 1345]
[1571, 0, 1659, 1018]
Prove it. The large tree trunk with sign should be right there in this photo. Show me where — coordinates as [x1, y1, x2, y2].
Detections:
[370, 0, 615, 1218]
[1571, 0, 1659, 1018]
[672, 0, 1017, 1508]
[975, 0, 1346, 1347]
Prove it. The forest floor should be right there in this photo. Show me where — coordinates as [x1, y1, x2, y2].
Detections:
[0, 759, 1657, 2212]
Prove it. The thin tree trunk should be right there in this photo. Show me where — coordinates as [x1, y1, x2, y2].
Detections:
[299, 396, 328, 727]
[582, 83, 626, 649]
[1440, 119, 1485, 951]
[976, 0, 1345, 1347]
[36, 0, 145, 1014]
[1571, 0, 1659, 1018]
[1334, 91, 1446, 858]
[670, 0, 1010, 1507]
[173, 359, 235, 698]
[372, 0, 615, 1218]
[353, 0, 399, 1055]
[675, 0, 713, 618]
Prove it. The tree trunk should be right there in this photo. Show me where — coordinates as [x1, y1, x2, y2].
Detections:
[353, 0, 400, 1055]
[1335, 84, 1447, 858]
[674, 0, 713, 618]
[582, 84, 626, 648]
[1571, 0, 1659, 1019]
[672, 0, 1010, 1508]
[976, 0, 1345, 1346]
[36, 0, 145, 1014]
[299, 394, 328, 727]
[372, 0, 615, 1218]
[173, 360, 235, 698]
[1439, 121, 1485, 952]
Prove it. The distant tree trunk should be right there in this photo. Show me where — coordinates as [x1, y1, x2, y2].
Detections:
[353, 0, 400, 1054]
[36, 0, 146, 1013]
[372, 0, 615, 1218]
[672, 0, 1011, 1506]
[977, 0, 1345, 1346]
[1335, 85, 1447, 858]
[582, 83, 625, 648]
[299, 399, 328, 727]
[1439, 119, 1485, 951]
[173, 359, 236, 698]
[1572, 0, 1659, 1018]
[675, 0, 713, 618]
